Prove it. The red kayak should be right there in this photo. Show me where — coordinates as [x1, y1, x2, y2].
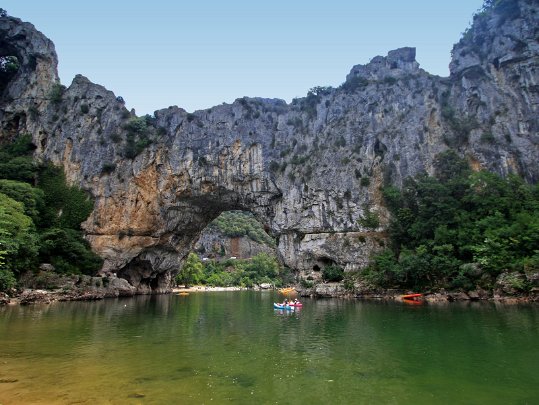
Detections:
[289, 302, 303, 307]
[402, 293, 422, 300]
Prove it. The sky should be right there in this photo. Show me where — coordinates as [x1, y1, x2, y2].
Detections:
[3, 1, 484, 115]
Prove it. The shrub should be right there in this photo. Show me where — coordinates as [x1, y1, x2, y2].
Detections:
[340, 76, 369, 93]
[480, 131, 495, 144]
[358, 207, 380, 230]
[0, 268, 16, 291]
[300, 278, 314, 288]
[269, 161, 280, 172]
[110, 133, 122, 143]
[322, 264, 344, 282]
[100, 163, 116, 175]
[49, 83, 65, 103]
[335, 135, 347, 148]
[124, 117, 148, 135]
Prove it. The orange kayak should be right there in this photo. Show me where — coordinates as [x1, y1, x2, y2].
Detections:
[401, 293, 423, 300]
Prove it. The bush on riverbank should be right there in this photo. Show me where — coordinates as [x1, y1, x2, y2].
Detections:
[363, 151, 539, 291]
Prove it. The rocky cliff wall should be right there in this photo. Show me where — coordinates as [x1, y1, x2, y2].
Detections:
[1, 0, 538, 292]
[194, 229, 275, 261]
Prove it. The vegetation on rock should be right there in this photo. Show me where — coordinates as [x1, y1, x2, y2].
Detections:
[363, 151, 539, 291]
[0, 134, 102, 290]
[207, 211, 275, 247]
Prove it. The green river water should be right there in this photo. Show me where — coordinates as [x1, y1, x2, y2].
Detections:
[0, 291, 538, 404]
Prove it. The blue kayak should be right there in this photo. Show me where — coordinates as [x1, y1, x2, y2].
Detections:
[274, 303, 293, 310]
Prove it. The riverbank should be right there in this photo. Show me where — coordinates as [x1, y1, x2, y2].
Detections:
[1, 273, 537, 306]
[2, 286, 537, 306]
[164, 284, 539, 304]
[297, 281, 539, 304]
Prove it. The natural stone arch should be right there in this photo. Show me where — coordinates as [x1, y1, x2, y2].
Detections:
[85, 141, 282, 293]
[2, 4, 539, 293]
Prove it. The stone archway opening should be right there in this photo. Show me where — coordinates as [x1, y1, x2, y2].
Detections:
[173, 209, 292, 288]
[107, 193, 282, 294]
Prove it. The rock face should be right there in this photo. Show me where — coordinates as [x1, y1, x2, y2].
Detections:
[1, 1, 538, 293]
[194, 228, 275, 260]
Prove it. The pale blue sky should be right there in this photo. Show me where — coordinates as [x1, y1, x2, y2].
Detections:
[3, 1, 484, 115]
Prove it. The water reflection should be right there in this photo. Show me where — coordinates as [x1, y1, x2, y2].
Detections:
[0, 293, 538, 404]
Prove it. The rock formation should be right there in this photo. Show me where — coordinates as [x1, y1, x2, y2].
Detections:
[194, 229, 275, 261]
[193, 211, 276, 261]
[1, 0, 538, 293]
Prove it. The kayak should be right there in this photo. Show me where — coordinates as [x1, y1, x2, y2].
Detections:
[401, 293, 423, 302]
[274, 303, 293, 310]
[402, 293, 423, 300]
[289, 303, 303, 307]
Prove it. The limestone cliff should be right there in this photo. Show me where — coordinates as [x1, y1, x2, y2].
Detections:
[1, 0, 538, 293]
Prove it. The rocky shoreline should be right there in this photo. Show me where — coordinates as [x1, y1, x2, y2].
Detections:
[297, 278, 539, 304]
[300, 285, 538, 304]
[0, 272, 138, 306]
[1, 275, 537, 306]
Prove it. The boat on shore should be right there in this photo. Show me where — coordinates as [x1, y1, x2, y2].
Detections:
[401, 293, 424, 303]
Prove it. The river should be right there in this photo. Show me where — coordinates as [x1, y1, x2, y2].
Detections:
[1, 292, 538, 404]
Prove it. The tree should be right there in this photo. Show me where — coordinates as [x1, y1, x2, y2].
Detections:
[245, 253, 280, 280]
[37, 164, 94, 230]
[0, 179, 45, 224]
[369, 150, 539, 291]
[0, 192, 38, 277]
[38, 228, 103, 275]
[176, 253, 204, 287]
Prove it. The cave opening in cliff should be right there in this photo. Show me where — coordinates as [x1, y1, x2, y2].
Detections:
[119, 257, 163, 293]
